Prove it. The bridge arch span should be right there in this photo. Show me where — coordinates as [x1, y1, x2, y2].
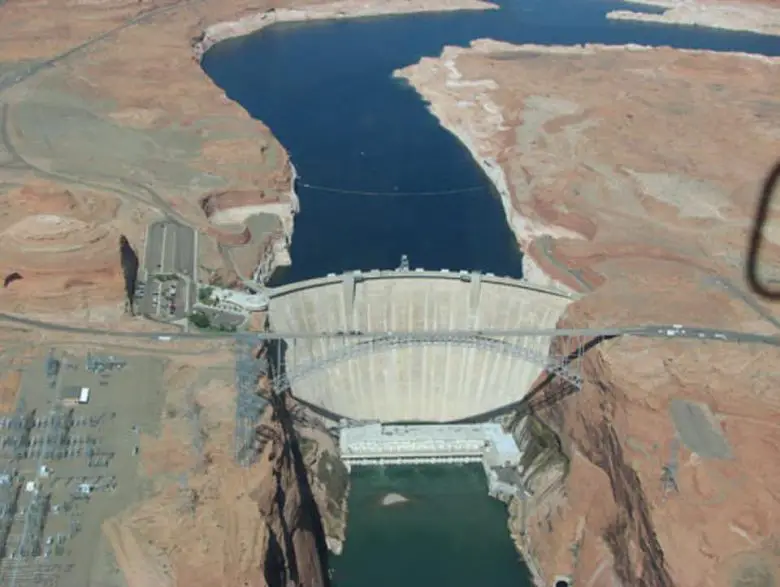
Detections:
[268, 270, 574, 422]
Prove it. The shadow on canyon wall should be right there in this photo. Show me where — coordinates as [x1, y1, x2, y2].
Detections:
[528, 333, 675, 587]
[257, 386, 333, 587]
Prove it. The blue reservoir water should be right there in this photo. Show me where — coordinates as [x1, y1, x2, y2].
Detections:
[202, 0, 779, 283]
[201, 2, 779, 584]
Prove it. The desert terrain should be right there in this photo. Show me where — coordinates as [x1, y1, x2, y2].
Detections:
[397, 40, 780, 586]
[1, 0, 780, 586]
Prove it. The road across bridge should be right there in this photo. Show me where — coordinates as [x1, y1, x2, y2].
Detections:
[0, 312, 776, 346]
[2, 269, 779, 455]
[259, 270, 780, 422]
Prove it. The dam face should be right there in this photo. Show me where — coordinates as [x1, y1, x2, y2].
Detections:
[268, 270, 572, 422]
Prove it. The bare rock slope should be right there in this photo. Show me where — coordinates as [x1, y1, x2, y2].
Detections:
[398, 40, 780, 587]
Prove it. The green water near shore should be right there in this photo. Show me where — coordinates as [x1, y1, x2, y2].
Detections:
[332, 465, 532, 587]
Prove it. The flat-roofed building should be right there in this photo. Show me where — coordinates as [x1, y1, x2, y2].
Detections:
[62, 386, 90, 406]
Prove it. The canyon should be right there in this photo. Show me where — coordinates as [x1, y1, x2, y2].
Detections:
[0, 0, 779, 586]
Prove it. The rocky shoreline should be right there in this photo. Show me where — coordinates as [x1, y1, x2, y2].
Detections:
[191, 0, 499, 285]
[395, 41, 587, 293]
[193, 0, 498, 59]
[395, 38, 780, 294]
[606, 0, 780, 37]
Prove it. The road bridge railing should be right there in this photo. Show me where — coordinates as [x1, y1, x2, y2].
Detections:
[2, 308, 777, 346]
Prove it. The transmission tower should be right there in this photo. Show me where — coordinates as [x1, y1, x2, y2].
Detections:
[233, 338, 269, 466]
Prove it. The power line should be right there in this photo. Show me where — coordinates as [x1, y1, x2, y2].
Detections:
[297, 180, 487, 197]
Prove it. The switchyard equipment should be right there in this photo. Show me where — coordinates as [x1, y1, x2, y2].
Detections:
[44, 350, 59, 381]
[40, 407, 73, 460]
[15, 490, 49, 558]
[85, 353, 126, 374]
[0, 472, 20, 559]
[6, 405, 36, 461]
[233, 338, 269, 466]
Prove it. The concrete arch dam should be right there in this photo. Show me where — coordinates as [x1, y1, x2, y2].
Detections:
[268, 270, 574, 422]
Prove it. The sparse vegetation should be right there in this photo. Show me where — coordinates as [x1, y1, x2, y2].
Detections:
[188, 310, 239, 332]
[198, 285, 215, 304]
[188, 311, 211, 329]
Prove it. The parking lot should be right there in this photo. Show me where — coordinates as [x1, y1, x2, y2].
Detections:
[0, 350, 165, 587]
[140, 221, 198, 322]
[143, 221, 196, 278]
[136, 276, 194, 321]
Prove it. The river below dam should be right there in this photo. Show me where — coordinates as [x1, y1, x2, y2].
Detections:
[201, 1, 778, 584]
[331, 465, 529, 587]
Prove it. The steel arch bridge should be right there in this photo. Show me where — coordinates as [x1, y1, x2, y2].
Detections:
[232, 331, 590, 464]
[273, 332, 585, 392]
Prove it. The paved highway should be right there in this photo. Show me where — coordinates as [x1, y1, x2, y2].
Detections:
[0, 311, 778, 346]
